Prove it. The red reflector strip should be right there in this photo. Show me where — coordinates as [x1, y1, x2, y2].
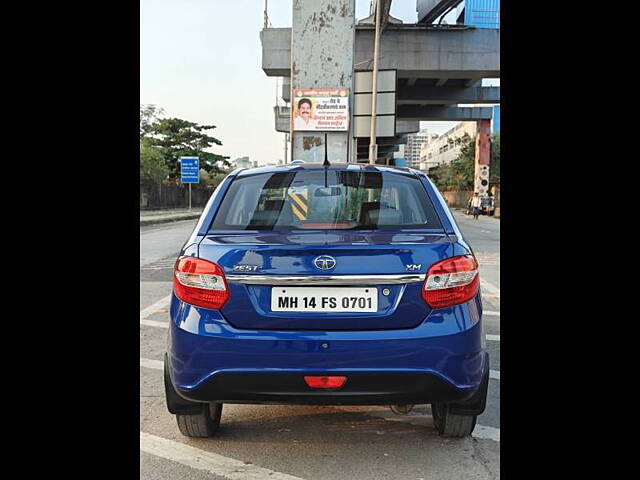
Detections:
[303, 376, 347, 389]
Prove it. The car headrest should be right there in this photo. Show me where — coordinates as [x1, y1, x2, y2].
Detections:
[358, 202, 379, 224]
[263, 200, 284, 211]
[247, 200, 286, 227]
[363, 206, 402, 226]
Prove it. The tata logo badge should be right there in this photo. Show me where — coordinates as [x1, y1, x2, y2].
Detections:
[405, 264, 422, 271]
[313, 255, 336, 270]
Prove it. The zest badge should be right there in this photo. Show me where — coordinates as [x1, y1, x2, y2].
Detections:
[233, 265, 258, 272]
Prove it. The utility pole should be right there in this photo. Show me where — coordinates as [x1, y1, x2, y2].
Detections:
[284, 133, 288, 163]
[368, 0, 382, 164]
[263, 0, 269, 29]
[290, 1, 355, 163]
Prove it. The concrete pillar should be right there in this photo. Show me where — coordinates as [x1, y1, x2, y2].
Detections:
[291, 0, 355, 162]
[474, 119, 491, 195]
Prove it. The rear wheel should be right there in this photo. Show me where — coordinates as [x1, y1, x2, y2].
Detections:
[431, 402, 477, 438]
[176, 403, 223, 438]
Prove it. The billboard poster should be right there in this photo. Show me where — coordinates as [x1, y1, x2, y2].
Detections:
[292, 89, 349, 131]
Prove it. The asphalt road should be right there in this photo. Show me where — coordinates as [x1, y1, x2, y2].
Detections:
[140, 211, 500, 479]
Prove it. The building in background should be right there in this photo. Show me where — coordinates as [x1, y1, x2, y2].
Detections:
[231, 156, 252, 169]
[420, 122, 476, 171]
[465, 0, 500, 29]
[393, 143, 406, 162]
[492, 105, 500, 133]
[405, 130, 432, 169]
[456, 0, 500, 29]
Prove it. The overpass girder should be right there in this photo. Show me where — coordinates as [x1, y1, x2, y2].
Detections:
[396, 106, 492, 121]
[261, 27, 499, 79]
[397, 86, 499, 105]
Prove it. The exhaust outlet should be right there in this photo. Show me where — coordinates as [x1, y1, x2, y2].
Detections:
[390, 404, 414, 415]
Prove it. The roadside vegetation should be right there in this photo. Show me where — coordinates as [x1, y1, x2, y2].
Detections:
[140, 104, 231, 188]
[429, 133, 500, 191]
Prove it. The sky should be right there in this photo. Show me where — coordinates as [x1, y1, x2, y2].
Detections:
[140, 0, 498, 165]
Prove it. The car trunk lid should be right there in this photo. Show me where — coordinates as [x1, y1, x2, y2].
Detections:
[197, 230, 453, 330]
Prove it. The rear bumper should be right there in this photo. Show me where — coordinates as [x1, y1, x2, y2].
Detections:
[167, 293, 486, 406]
[172, 370, 482, 406]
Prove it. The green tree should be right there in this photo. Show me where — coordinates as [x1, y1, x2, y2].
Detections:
[146, 117, 230, 177]
[140, 137, 169, 185]
[429, 163, 452, 190]
[429, 132, 500, 191]
[140, 104, 164, 139]
[448, 133, 475, 190]
[206, 171, 231, 189]
[490, 133, 500, 185]
[199, 168, 211, 185]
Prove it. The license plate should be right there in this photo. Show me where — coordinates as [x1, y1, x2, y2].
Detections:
[271, 287, 378, 313]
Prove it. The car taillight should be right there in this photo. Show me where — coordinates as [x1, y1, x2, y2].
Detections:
[173, 257, 229, 310]
[422, 255, 479, 309]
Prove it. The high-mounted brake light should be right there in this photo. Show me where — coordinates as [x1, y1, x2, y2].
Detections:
[173, 257, 229, 310]
[304, 376, 347, 389]
[422, 255, 479, 309]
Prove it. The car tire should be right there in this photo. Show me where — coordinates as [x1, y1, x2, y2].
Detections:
[176, 403, 223, 438]
[431, 402, 477, 438]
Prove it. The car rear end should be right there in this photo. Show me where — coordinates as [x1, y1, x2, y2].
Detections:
[164, 163, 488, 437]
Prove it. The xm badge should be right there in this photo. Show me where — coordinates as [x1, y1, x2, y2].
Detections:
[405, 264, 422, 271]
[313, 255, 336, 270]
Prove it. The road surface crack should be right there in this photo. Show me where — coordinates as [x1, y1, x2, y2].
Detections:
[471, 438, 497, 480]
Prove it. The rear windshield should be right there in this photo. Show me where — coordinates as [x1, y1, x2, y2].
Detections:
[210, 169, 443, 231]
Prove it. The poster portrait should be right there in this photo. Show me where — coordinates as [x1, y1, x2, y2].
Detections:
[292, 89, 349, 131]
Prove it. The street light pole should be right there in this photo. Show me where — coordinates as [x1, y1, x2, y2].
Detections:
[368, 0, 382, 165]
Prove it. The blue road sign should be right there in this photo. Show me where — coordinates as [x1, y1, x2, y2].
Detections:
[180, 157, 199, 184]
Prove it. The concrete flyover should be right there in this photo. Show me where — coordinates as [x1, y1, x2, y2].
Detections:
[262, 25, 499, 86]
[261, 3, 499, 162]
[397, 105, 493, 121]
[262, 25, 499, 123]
[397, 86, 500, 105]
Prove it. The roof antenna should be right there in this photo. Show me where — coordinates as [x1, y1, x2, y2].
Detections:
[323, 133, 330, 167]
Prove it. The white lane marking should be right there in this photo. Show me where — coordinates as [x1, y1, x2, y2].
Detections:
[483, 310, 500, 316]
[472, 424, 500, 442]
[140, 286, 501, 443]
[140, 258, 178, 271]
[140, 432, 306, 480]
[140, 358, 163, 370]
[480, 279, 500, 298]
[140, 295, 171, 321]
[140, 319, 169, 329]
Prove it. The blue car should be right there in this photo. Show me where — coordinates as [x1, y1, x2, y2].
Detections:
[164, 163, 489, 438]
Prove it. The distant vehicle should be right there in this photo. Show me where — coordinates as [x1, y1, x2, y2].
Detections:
[164, 163, 489, 438]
